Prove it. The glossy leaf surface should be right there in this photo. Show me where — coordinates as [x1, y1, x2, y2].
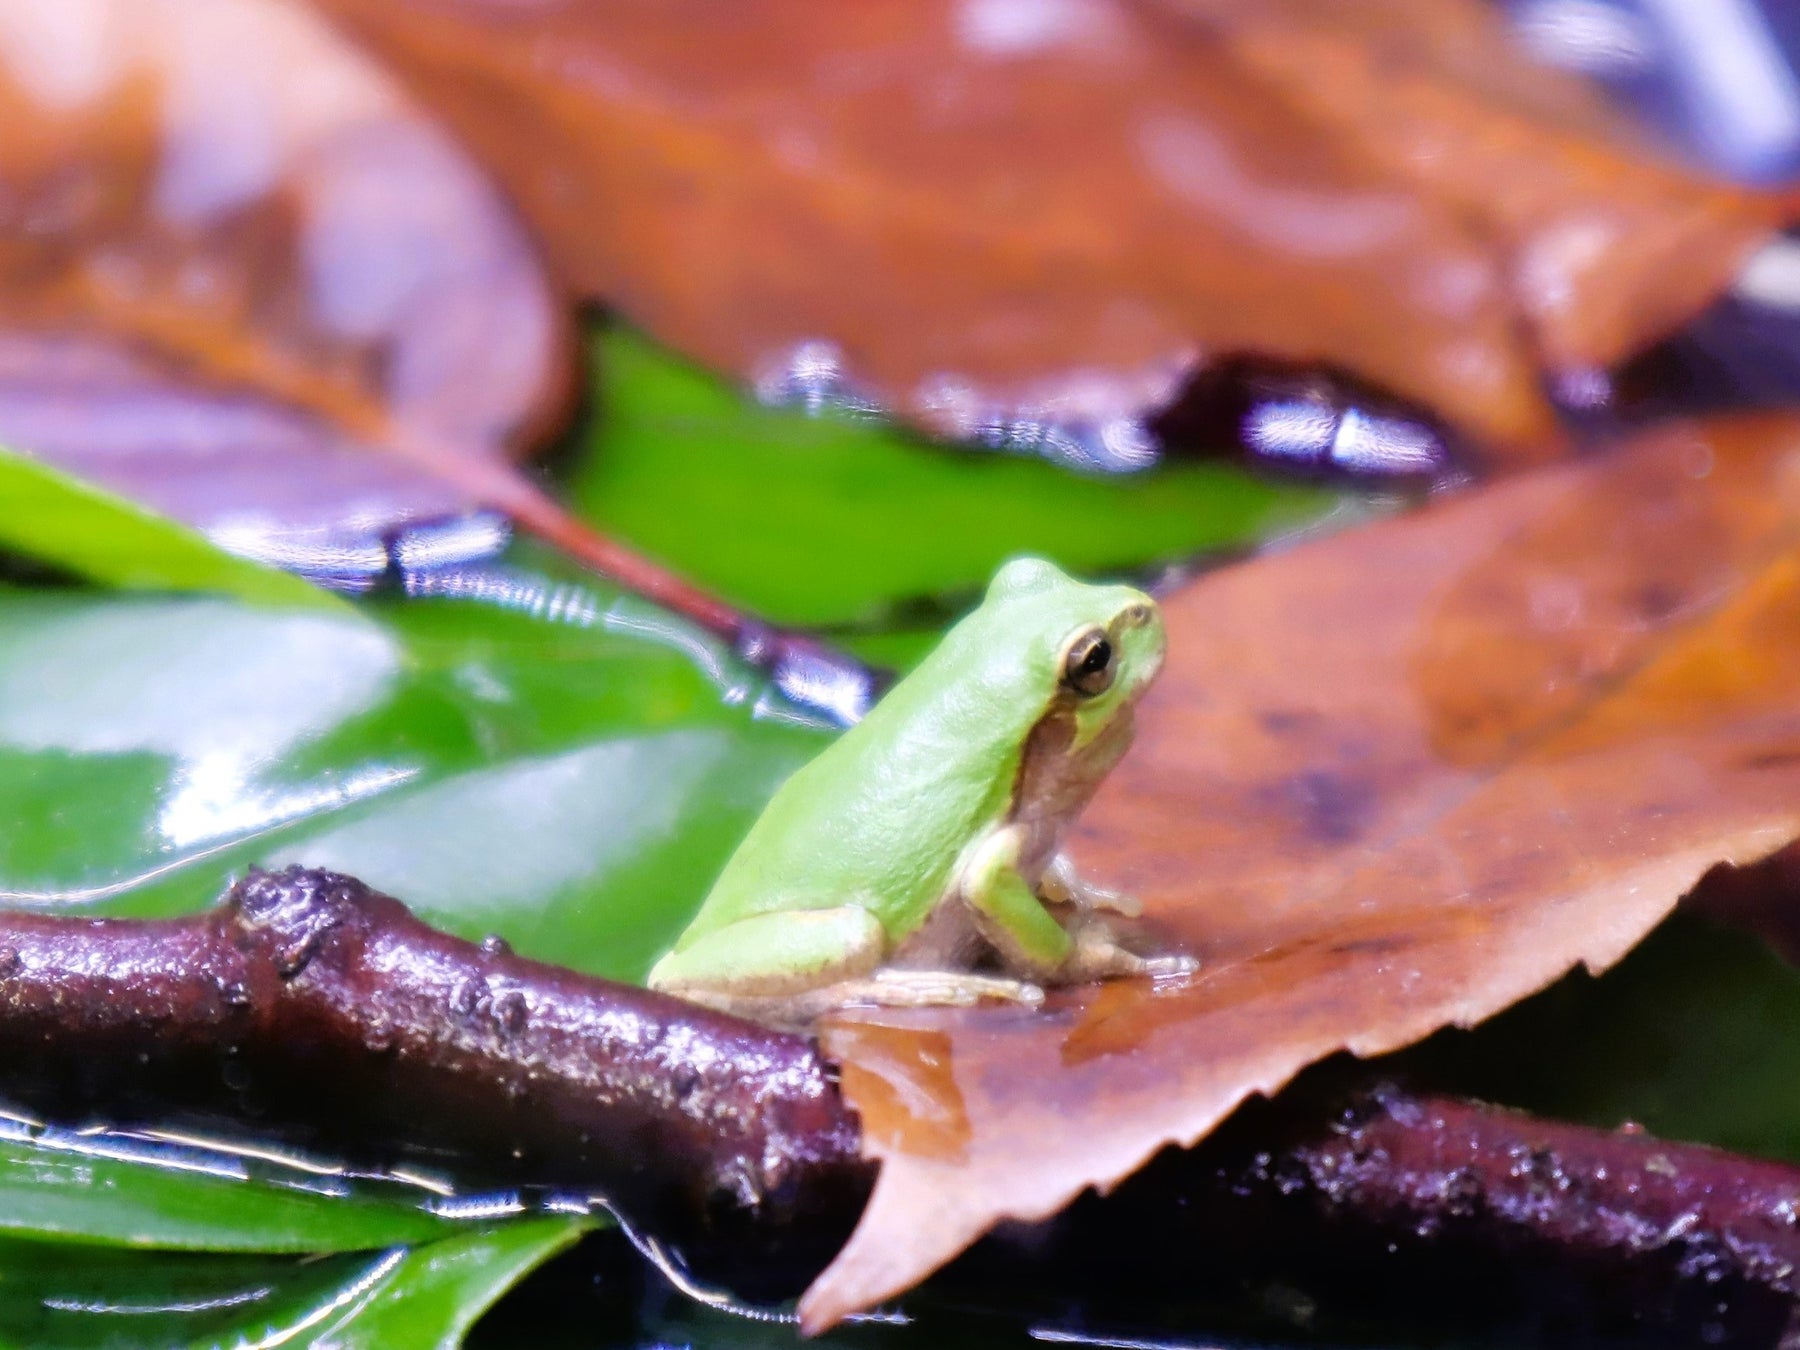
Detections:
[320, 0, 1786, 461]
[0, 1217, 587, 1349]
[289, 1216, 591, 1350]
[0, 576, 825, 980]
[0, 1129, 454, 1251]
[569, 329, 1328, 649]
[807, 413, 1800, 1327]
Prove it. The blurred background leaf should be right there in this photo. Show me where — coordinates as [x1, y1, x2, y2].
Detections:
[569, 329, 1332, 666]
[0, 446, 339, 610]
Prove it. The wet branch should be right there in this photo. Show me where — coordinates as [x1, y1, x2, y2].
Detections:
[0, 866, 872, 1299]
[960, 1080, 1800, 1345]
[5, 868, 1800, 1340]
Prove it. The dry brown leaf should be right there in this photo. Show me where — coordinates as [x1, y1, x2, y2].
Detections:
[319, 0, 1786, 465]
[801, 412, 1800, 1329]
[0, 0, 568, 560]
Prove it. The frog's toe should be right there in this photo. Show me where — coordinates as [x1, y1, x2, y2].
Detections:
[1137, 952, 1199, 979]
[1061, 922, 1196, 983]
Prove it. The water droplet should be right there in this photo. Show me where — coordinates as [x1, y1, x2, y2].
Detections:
[493, 991, 528, 1037]
[275, 935, 322, 979]
[479, 934, 512, 958]
[450, 977, 484, 1020]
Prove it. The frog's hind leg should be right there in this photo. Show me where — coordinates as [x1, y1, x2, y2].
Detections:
[768, 969, 1045, 1021]
[646, 906, 885, 1001]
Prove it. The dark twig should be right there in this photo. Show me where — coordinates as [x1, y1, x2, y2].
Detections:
[0, 866, 872, 1299]
[958, 1079, 1800, 1346]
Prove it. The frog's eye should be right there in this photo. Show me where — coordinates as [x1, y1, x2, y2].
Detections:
[1061, 628, 1115, 697]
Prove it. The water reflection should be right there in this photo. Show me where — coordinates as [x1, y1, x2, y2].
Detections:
[0, 1101, 607, 1223]
[42, 1285, 275, 1316]
[1241, 399, 1445, 477]
[1506, 0, 1800, 182]
[236, 1248, 404, 1350]
[401, 560, 847, 728]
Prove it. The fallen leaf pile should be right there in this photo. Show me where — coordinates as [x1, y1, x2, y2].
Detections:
[808, 413, 1800, 1326]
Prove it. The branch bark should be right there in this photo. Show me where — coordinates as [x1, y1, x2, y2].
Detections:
[955, 1078, 1800, 1346]
[0, 866, 873, 1299]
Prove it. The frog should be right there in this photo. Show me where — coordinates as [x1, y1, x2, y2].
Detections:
[646, 556, 1194, 1022]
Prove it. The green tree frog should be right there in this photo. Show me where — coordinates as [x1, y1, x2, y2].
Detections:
[648, 557, 1194, 1021]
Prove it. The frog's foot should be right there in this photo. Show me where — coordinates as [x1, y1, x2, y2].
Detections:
[1056, 917, 1198, 984]
[1039, 854, 1143, 918]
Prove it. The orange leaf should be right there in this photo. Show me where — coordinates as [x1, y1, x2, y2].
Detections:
[318, 0, 1787, 464]
[802, 412, 1800, 1328]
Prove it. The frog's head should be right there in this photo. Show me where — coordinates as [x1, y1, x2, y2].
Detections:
[985, 557, 1166, 751]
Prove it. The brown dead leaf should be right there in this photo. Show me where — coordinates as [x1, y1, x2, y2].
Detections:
[318, 0, 1785, 465]
[802, 412, 1800, 1329]
[0, 0, 568, 560]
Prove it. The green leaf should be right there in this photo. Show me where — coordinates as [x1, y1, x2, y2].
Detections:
[294, 1216, 591, 1350]
[570, 327, 1331, 648]
[0, 577, 825, 983]
[0, 445, 339, 612]
[0, 1129, 455, 1252]
[0, 1242, 393, 1350]
[0, 1217, 590, 1350]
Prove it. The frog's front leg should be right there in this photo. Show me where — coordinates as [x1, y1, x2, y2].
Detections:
[958, 824, 1075, 977]
[964, 828, 1197, 984]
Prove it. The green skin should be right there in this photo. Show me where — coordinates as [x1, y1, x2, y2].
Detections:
[647, 557, 1180, 1018]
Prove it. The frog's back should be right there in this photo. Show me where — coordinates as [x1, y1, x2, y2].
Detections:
[673, 612, 1043, 945]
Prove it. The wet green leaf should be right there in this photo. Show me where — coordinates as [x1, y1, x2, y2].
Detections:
[570, 328, 1329, 655]
[0, 1217, 590, 1350]
[0, 446, 338, 612]
[294, 1216, 592, 1350]
[0, 1242, 389, 1350]
[0, 1131, 454, 1252]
